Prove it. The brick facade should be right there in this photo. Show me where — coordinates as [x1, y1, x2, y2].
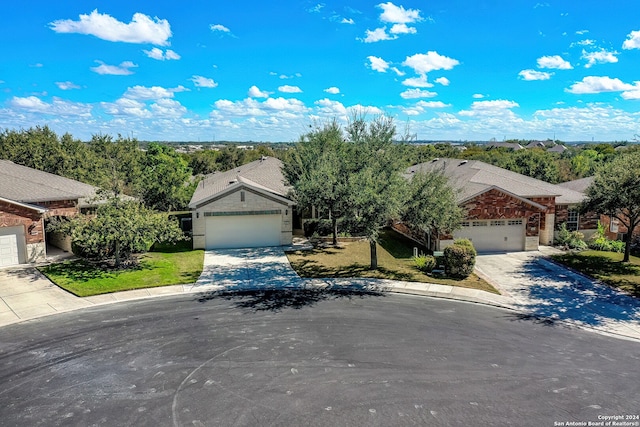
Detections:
[0, 200, 45, 245]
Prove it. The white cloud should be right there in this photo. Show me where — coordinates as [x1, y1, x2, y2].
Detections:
[124, 85, 188, 100]
[390, 23, 416, 34]
[191, 75, 218, 88]
[248, 85, 271, 98]
[518, 69, 553, 81]
[402, 75, 433, 87]
[459, 100, 519, 117]
[367, 55, 389, 72]
[56, 81, 80, 90]
[361, 27, 394, 43]
[144, 47, 181, 60]
[315, 98, 348, 116]
[102, 97, 151, 118]
[391, 67, 405, 76]
[472, 93, 485, 99]
[308, 3, 325, 13]
[278, 73, 302, 79]
[576, 29, 589, 35]
[210, 24, 230, 33]
[537, 55, 572, 70]
[434, 77, 450, 86]
[621, 84, 640, 100]
[324, 87, 340, 94]
[213, 97, 308, 118]
[417, 100, 450, 108]
[150, 98, 187, 118]
[400, 88, 437, 99]
[91, 60, 137, 75]
[378, 2, 422, 24]
[278, 85, 302, 93]
[566, 76, 634, 94]
[571, 39, 595, 47]
[581, 49, 618, 68]
[10, 96, 92, 116]
[623, 30, 640, 50]
[341, 18, 355, 24]
[403, 51, 460, 74]
[49, 9, 171, 45]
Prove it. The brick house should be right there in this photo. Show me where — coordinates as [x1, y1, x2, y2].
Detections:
[189, 156, 296, 249]
[401, 158, 594, 252]
[0, 160, 99, 266]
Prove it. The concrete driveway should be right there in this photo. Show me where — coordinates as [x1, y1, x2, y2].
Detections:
[0, 266, 92, 325]
[193, 247, 304, 291]
[475, 249, 640, 340]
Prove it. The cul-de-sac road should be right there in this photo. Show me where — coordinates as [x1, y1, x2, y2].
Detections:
[0, 292, 638, 426]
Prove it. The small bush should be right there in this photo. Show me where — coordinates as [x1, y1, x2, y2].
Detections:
[452, 238, 476, 255]
[413, 254, 436, 273]
[588, 221, 625, 253]
[444, 242, 476, 278]
[555, 223, 588, 250]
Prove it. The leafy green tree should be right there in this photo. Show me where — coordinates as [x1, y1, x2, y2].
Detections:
[49, 197, 185, 267]
[88, 134, 143, 196]
[140, 143, 194, 211]
[188, 149, 220, 175]
[581, 151, 640, 262]
[346, 114, 407, 269]
[402, 171, 464, 244]
[283, 120, 351, 246]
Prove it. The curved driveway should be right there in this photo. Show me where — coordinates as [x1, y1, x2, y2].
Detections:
[0, 294, 639, 426]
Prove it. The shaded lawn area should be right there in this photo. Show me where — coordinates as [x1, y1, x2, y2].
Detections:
[39, 243, 204, 297]
[286, 230, 499, 294]
[551, 250, 640, 298]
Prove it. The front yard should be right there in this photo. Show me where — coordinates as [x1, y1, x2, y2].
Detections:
[551, 250, 640, 298]
[286, 230, 499, 294]
[39, 242, 204, 297]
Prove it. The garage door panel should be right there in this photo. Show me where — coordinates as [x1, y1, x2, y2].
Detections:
[0, 226, 24, 267]
[454, 219, 524, 252]
[205, 214, 281, 249]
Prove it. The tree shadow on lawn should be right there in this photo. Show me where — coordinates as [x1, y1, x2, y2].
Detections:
[290, 258, 415, 282]
[504, 257, 640, 329]
[378, 231, 427, 259]
[40, 259, 144, 282]
[196, 284, 385, 312]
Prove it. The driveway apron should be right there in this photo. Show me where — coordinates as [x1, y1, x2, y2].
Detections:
[475, 251, 640, 339]
[193, 247, 303, 291]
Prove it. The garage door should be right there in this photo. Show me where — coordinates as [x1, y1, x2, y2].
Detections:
[205, 214, 282, 249]
[454, 219, 525, 252]
[0, 226, 25, 267]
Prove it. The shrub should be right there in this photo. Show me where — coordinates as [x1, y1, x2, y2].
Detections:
[588, 221, 625, 253]
[452, 238, 476, 255]
[444, 242, 476, 278]
[555, 223, 588, 251]
[413, 254, 436, 273]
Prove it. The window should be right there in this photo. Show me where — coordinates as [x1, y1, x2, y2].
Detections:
[460, 221, 470, 227]
[490, 220, 505, 226]
[472, 221, 488, 227]
[567, 210, 579, 231]
[507, 219, 523, 226]
[240, 191, 245, 202]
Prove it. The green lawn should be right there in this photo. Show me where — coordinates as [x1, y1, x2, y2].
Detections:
[39, 243, 204, 297]
[286, 230, 499, 294]
[551, 250, 640, 297]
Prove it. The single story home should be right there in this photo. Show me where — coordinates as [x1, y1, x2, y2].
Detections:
[402, 158, 594, 252]
[189, 156, 296, 250]
[0, 160, 99, 266]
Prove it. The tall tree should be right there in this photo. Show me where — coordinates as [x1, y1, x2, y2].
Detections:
[402, 171, 465, 245]
[140, 143, 194, 212]
[346, 114, 407, 269]
[581, 150, 640, 262]
[88, 134, 143, 196]
[283, 120, 351, 246]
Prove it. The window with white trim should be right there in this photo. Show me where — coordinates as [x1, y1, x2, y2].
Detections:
[472, 221, 488, 227]
[567, 210, 579, 231]
[490, 220, 505, 226]
[460, 221, 470, 227]
[507, 219, 523, 226]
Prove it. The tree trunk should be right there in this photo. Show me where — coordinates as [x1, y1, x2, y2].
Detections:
[624, 237, 631, 263]
[114, 240, 121, 268]
[332, 216, 338, 246]
[369, 239, 378, 270]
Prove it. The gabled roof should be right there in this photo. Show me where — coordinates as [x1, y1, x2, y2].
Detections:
[189, 156, 292, 207]
[486, 142, 524, 150]
[557, 176, 593, 193]
[0, 160, 99, 204]
[0, 196, 48, 213]
[405, 158, 562, 203]
[546, 144, 567, 153]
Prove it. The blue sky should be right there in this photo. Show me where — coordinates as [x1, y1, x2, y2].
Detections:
[2, 1, 640, 142]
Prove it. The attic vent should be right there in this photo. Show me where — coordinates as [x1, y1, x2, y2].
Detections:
[459, 160, 468, 166]
[229, 179, 238, 185]
[432, 158, 439, 162]
[260, 156, 267, 161]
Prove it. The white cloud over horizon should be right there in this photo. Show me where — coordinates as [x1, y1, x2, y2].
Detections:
[91, 60, 138, 75]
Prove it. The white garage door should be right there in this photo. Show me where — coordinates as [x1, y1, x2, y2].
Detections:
[205, 214, 282, 249]
[454, 219, 525, 253]
[0, 226, 25, 267]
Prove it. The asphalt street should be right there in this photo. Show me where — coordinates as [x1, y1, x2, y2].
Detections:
[0, 292, 638, 426]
